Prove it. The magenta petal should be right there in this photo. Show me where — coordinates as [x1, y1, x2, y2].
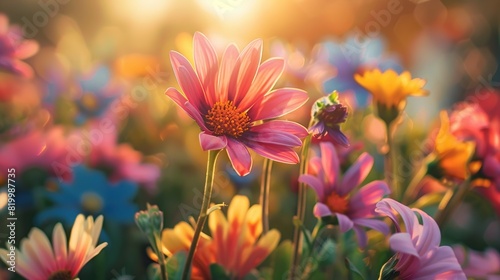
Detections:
[353, 225, 368, 248]
[199, 132, 227, 151]
[417, 246, 466, 279]
[319, 142, 340, 190]
[349, 181, 390, 218]
[239, 58, 285, 111]
[216, 44, 239, 102]
[226, 138, 252, 176]
[313, 202, 332, 218]
[193, 32, 218, 106]
[246, 126, 302, 147]
[247, 88, 308, 121]
[298, 175, 325, 201]
[244, 140, 299, 164]
[170, 51, 206, 111]
[390, 232, 419, 257]
[376, 198, 418, 234]
[165, 88, 207, 131]
[339, 152, 374, 196]
[252, 120, 308, 138]
[232, 39, 262, 105]
[413, 209, 441, 253]
[336, 213, 354, 232]
[353, 218, 389, 235]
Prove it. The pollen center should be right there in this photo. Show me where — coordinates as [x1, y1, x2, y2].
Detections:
[326, 192, 349, 214]
[81, 192, 104, 213]
[81, 92, 99, 112]
[205, 101, 250, 138]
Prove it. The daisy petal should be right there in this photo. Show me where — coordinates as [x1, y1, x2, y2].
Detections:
[313, 202, 333, 217]
[298, 174, 325, 201]
[199, 132, 227, 151]
[340, 152, 374, 195]
[244, 140, 299, 164]
[169, 51, 206, 111]
[217, 44, 239, 102]
[226, 138, 252, 176]
[248, 88, 308, 121]
[336, 213, 354, 232]
[193, 32, 218, 106]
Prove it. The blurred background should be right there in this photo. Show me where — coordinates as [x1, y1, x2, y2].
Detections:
[0, 0, 499, 279]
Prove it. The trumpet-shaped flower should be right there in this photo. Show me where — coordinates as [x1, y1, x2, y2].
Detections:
[0, 14, 38, 77]
[432, 111, 475, 180]
[0, 214, 107, 280]
[165, 32, 308, 176]
[376, 199, 466, 280]
[453, 246, 500, 279]
[298, 142, 390, 247]
[160, 195, 281, 279]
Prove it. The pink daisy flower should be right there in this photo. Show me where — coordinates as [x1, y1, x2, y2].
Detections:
[376, 198, 466, 280]
[165, 32, 308, 176]
[0, 214, 107, 280]
[298, 141, 390, 247]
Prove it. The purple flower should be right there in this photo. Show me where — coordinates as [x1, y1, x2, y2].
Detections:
[298, 141, 390, 247]
[453, 246, 500, 279]
[376, 199, 466, 280]
[309, 91, 349, 147]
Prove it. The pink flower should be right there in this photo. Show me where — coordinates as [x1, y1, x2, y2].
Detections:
[0, 214, 107, 280]
[376, 198, 466, 280]
[298, 141, 390, 247]
[453, 246, 500, 279]
[166, 32, 308, 176]
[0, 127, 66, 175]
[0, 14, 39, 77]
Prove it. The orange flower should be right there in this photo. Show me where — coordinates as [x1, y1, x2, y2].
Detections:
[434, 111, 475, 180]
[160, 195, 280, 279]
[354, 69, 428, 109]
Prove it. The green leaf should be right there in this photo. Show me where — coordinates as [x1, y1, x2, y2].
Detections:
[210, 264, 230, 280]
[345, 258, 366, 280]
[271, 240, 293, 280]
[317, 239, 336, 267]
[147, 263, 161, 280]
[166, 251, 187, 280]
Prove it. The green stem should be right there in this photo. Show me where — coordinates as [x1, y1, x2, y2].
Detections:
[385, 123, 400, 200]
[154, 233, 169, 280]
[402, 155, 433, 205]
[181, 149, 220, 280]
[434, 179, 471, 227]
[290, 134, 312, 279]
[260, 158, 273, 234]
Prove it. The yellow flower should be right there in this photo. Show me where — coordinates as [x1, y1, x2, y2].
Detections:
[159, 195, 281, 280]
[434, 111, 475, 180]
[355, 69, 428, 109]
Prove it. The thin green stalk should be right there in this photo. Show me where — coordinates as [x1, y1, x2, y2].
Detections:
[260, 158, 273, 234]
[290, 134, 312, 279]
[154, 234, 168, 280]
[385, 123, 400, 200]
[181, 149, 220, 280]
[402, 155, 434, 205]
[434, 178, 471, 227]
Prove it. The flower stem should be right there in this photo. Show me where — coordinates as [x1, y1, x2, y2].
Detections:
[385, 122, 400, 200]
[434, 178, 471, 227]
[154, 234, 169, 280]
[260, 158, 273, 234]
[290, 134, 312, 279]
[402, 154, 435, 205]
[181, 149, 220, 280]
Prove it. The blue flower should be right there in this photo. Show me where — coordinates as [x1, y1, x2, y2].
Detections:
[322, 34, 402, 107]
[73, 65, 122, 124]
[36, 165, 138, 226]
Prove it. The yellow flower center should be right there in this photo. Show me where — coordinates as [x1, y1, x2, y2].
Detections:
[326, 192, 349, 214]
[81, 92, 99, 111]
[48, 270, 72, 280]
[81, 192, 104, 213]
[205, 101, 250, 138]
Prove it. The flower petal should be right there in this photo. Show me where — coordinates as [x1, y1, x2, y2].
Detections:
[340, 152, 374, 196]
[389, 232, 419, 257]
[216, 44, 239, 102]
[226, 138, 252, 176]
[298, 174, 325, 201]
[246, 124, 302, 147]
[243, 140, 299, 164]
[313, 202, 333, 217]
[247, 88, 308, 121]
[252, 120, 308, 138]
[336, 213, 354, 232]
[165, 87, 208, 131]
[193, 32, 218, 106]
[199, 132, 227, 151]
[319, 142, 340, 191]
[349, 180, 390, 218]
[238, 58, 285, 111]
[231, 39, 262, 106]
[169, 51, 206, 112]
